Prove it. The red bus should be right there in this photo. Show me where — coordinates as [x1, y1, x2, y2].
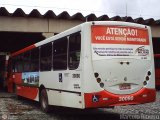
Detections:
[154, 54, 160, 87]
[6, 21, 156, 112]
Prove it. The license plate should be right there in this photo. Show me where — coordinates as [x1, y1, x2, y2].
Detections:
[119, 83, 131, 90]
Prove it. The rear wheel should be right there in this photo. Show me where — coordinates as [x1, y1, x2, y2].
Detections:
[40, 89, 50, 113]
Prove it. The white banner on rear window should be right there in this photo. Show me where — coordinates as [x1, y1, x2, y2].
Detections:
[92, 44, 151, 60]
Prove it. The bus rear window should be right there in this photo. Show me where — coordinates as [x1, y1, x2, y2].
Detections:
[68, 32, 81, 70]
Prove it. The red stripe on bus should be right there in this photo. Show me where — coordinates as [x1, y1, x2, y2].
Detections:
[84, 88, 156, 108]
[11, 44, 36, 57]
[16, 85, 38, 100]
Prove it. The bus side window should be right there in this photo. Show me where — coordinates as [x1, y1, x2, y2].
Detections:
[23, 51, 31, 72]
[15, 55, 24, 72]
[11, 58, 16, 72]
[53, 37, 68, 70]
[68, 32, 81, 70]
[40, 43, 52, 71]
[30, 48, 39, 72]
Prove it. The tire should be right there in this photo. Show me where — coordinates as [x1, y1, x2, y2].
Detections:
[40, 89, 50, 113]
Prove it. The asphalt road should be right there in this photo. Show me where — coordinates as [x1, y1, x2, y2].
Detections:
[0, 90, 160, 120]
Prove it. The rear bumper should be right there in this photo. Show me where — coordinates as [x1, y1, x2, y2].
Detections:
[84, 88, 156, 108]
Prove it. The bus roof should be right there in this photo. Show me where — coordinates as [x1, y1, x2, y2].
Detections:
[10, 21, 149, 57]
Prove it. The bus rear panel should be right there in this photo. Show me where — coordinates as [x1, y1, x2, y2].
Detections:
[83, 22, 155, 108]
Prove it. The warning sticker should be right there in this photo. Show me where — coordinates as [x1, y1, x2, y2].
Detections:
[91, 25, 151, 60]
[92, 25, 149, 45]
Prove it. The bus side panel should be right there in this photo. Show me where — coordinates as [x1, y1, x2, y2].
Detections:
[145, 27, 155, 89]
[81, 23, 103, 93]
[47, 90, 83, 109]
[39, 70, 83, 108]
[14, 73, 22, 84]
[16, 85, 39, 101]
[7, 73, 22, 93]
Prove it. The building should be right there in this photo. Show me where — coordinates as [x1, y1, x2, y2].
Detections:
[0, 7, 160, 90]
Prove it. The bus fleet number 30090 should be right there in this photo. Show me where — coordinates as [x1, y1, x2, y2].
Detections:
[119, 96, 134, 102]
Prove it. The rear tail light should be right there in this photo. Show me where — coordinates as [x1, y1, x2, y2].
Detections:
[147, 71, 151, 76]
[143, 71, 151, 86]
[100, 82, 104, 88]
[146, 76, 149, 81]
[94, 72, 99, 78]
[97, 78, 101, 83]
[143, 81, 147, 86]
[94, 72, 104, 88]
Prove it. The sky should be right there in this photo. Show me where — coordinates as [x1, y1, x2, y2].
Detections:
[0, 0, 160, 20]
